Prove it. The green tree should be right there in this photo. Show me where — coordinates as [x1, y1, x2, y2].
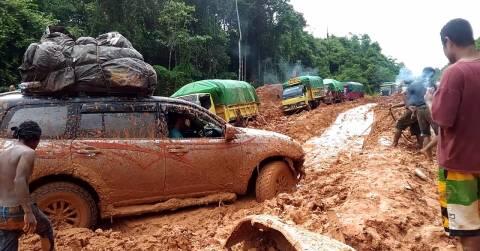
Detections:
[0, 0, 401, 94]
[37, 0, 96, 36]
[185, 0, 232, 78]
[314, 34, 400, 92]
[158, 0, 196, 70]
[91, 0, 166, 63]
[153, 65, 193, 96]
[0, 0, 54, 87]
[476, 37, 480, 49]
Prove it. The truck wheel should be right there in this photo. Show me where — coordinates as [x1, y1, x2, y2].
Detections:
[255, 161, 297, 202]
[306, 103, 312, 111]
[32, 182, 98, 229]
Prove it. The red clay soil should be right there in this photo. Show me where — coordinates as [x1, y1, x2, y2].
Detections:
[252, 89, 378, 143]
[255, 84, 284, 121]
[20, 96, 457, 250]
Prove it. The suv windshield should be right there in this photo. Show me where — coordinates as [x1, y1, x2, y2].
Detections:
[283, 85, 304, 99]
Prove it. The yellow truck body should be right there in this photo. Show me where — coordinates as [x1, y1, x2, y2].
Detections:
[282, 76, 325, 112]
[174, 93, 259, 123]
[172, 80, 260, 123]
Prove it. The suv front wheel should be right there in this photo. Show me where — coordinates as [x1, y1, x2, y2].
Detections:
[32, 182, 98, 229]
[255, 161, 297, 202]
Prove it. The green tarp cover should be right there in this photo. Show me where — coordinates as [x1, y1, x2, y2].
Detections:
[171, 79, 259, 106]
[283, 76, 323, 89]
[323, 79, 344, 92]
[345, 82, 365, 92]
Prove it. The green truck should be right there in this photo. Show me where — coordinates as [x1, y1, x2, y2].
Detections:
[281, 76, 325, 113]
[323, 79, 344, 104]
[344, 82, 365, 100]
[380, 82, 398, 96]
[171, 79, 260, 123]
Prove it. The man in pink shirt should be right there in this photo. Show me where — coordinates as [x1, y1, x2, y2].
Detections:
[432, 18, 480, 250]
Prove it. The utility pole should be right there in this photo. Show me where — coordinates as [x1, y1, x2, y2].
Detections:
[235, 0, 242, 81]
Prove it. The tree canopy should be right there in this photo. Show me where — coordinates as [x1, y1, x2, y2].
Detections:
[1, 0, 404, 95]
[0, 0, 53, 88]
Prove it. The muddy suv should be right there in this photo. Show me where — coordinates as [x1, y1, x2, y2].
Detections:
[0, 92, 304, 228]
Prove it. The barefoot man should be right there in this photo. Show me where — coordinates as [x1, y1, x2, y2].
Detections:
[0, 121, 54, 250]
[433, 19, 480, 251]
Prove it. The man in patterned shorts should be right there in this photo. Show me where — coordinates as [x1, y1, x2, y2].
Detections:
[432, 18, 480, 250]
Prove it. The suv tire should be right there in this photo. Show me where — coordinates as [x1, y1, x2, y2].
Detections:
[32, 182, 98, 229]
[255, 161, 297, 202]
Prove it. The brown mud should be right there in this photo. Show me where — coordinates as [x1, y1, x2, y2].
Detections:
[253, 84, 377, 143]
[20, 95, 457, 250]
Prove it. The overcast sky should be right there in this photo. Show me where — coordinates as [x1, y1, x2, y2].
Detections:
[289, 0, 480, 75]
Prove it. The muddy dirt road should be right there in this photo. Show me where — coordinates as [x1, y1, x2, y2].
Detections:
[21, 97, 456, 250]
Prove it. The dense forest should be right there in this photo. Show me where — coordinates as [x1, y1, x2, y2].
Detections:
[1, 0, 478, 95]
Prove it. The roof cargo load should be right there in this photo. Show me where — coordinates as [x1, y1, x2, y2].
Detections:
[19, 27, 156, 96]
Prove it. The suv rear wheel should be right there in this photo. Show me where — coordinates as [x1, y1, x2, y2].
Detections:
[32, 182, 98, 229]
[255, 161, 297, 202]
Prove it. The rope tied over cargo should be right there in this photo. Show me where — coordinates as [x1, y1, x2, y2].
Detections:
[95, 42, 110, 91]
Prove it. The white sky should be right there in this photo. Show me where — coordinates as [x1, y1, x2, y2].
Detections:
[289, 0, 480, 75]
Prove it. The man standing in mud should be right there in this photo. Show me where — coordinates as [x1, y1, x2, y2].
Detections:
[0, 121, 54, 250]
[433, 19, 480, 251]
[392, 67, 437, 151]
[391, 81, 422, 148]
[410, 67, 438, 159]
[406, 67, 437, 148]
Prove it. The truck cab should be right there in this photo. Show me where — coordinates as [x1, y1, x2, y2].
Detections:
[282, 85, 308, 111]
[281, 76, 324, 113]
[344, 82, 365, 101]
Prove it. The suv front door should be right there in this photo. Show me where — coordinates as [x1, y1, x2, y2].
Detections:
[71, 102, 165, 206]
[160, 104, 240, 196]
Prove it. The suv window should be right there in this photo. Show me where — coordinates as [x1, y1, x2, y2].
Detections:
[78, 113, 103, 138]
[165, 105, 224, 139]
[7, 106, 68, 139]
[78, 112, 156, 139]
[105, 112, 156, 138]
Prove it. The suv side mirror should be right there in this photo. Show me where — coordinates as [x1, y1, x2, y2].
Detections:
[225, 124, 237, 141]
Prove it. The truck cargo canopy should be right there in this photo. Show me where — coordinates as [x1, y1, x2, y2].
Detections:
[171, 79, 259, 106]
[345, 82, 365, 92]
[323, 79, 344, 92]
[283, 76, 323, 89]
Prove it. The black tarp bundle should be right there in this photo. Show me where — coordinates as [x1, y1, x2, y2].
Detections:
[19, 28, 156, 96]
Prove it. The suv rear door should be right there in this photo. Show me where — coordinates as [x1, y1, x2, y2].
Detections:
[71, 101, 165, 206]
[159, 103, 240, 196]
[0, 103, 72, 177]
